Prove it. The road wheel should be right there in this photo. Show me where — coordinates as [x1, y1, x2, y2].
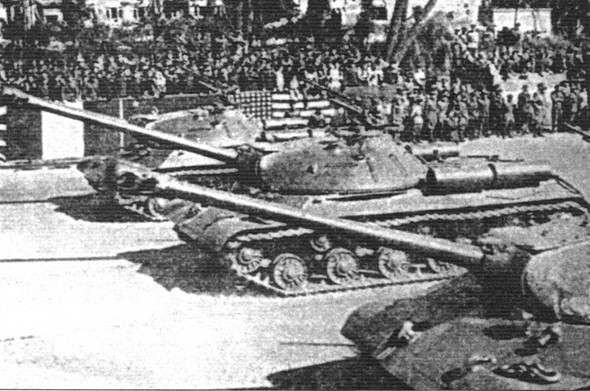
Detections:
[377, 247, 413, 281]
[325, 248, 359, 285]
[272, 253, 309, 291]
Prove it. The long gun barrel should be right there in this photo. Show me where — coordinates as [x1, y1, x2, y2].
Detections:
[109, 159, 486, 266]
[300, 80, 381, 127]
[1, 87, 239, 163]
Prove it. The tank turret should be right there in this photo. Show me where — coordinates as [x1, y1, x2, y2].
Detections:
[340, 240, 590, 390]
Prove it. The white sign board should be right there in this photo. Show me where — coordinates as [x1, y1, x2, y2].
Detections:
[493, 8, 553, 35]
[41, 100, 85, 160]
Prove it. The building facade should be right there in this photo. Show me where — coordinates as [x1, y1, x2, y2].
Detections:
[87, 0, 150, 26]
[294, 0, 482, 25]
[493, 8, 552, 35]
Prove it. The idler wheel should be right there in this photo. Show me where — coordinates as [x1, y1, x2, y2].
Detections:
[377, 247, 412, 280]
[325, 248, 359, 285]
[144, 197, 169, 220]
[236, 247, 265, 274]
[272, 253, 309, 291]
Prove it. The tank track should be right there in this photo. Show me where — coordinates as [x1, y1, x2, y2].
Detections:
[223, 199, 589, 297]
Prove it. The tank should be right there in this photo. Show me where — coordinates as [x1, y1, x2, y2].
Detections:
[77, 129, 590, 296]
[341, 241, 590, 389]
[1, 87, 323, 219]
[6, 87, 590, 296]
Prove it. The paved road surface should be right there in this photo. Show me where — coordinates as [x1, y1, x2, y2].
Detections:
[0, 133, 589, 388]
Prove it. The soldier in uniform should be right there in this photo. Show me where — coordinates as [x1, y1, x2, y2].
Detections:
[517, 84, 531, 133]
[446, 103, 458, 142]
[522, 92, 535, 135]
[531, 92, 544, 137]
[308, 109, 327, 128]
[390, 89, 407, 139]
[490, 85, 505, 136]
[537, 83, 551, 133]
[456, 98, 469, 142]
[330, 107, 350, 128]
[564, 85, 582, 126]
[467, 92, 481, 139]
[551, 84, 565, 132]
[501, 94, 515, 138]
[478, 89, 491, 136]
[436, 92, 450, 140]
[423, 91, 438, 141]
[408, 95, 424, 143]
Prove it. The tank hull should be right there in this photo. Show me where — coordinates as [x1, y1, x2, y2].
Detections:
[175, 178, 590, 296]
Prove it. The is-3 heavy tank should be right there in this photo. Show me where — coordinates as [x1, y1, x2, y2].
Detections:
[79, 127, 589, 296]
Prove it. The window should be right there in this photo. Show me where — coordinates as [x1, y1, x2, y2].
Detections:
[371, 6, 387, 21]
[118, 8, 123, 18]
[133, 8, 138, 19]
[107, 7, 119, 19]
[45, 15, 59, 23]
[138, 7, 145, 18]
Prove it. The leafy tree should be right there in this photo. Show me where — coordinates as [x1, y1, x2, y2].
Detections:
[62, 0, 91, 30]
[303, 0, 330, 36]
[223, 0, 297, 33]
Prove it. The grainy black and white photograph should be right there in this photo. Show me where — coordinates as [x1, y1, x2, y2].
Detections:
[0, 0, 589, 388]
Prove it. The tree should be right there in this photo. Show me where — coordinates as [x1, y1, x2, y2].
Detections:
[387, 0, 439, 64]
[385, 0, 409, 62]
[224, 0, 296, 34]
[304, 0, 330, 36]
[62, 0, 91, 30]
[551, 0, 590, 36]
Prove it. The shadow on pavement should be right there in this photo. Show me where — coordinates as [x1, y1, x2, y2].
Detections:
[118, 244, 269, 297]
[50, 194, 152, 223]
[265, 355, 409, 390]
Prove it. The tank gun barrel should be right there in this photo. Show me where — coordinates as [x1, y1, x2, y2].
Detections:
[111, 160, 485, 265]
[1, 87, 239, 163]
[195, 76, 222, 93]
[299, 80, 380, 126]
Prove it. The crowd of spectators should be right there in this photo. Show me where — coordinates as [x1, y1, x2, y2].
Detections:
[0, 17, 587, 140]
[322, 77, 586, 143]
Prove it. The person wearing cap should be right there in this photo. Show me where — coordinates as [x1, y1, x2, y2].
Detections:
[408, 96, 424, 143]
[551, 84, 565, 132]
[464, 92, 477, 140]
[467, 24, 479, 55]
[436, 93, 449, 140]
[489, 85, 504, 136]
[530, 92, 544, 137]
[423, 92, 438, 141]
[517, 84, 531, 133]
[501, 94, 516, 138]
[522, 90, 536, 135]
[448, 104, 464, 143]
[478, 90, 490, 136]
[308, 109, 327, 129]
[331, 106, 350, 128]
[390, 92, 407, 139]
[564, 85, 582, 126]
[536, 83, 551, 132]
